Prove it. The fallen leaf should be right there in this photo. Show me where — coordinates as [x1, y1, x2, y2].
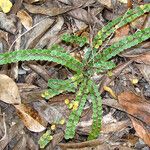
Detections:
[0, 13, 17, 34]
[130, 116, 150, 147]
[25, 17, 54, 49]
[118, 91, 150, 126]
[136, 64, 150, 84]
[0, 74, 21, 105]
[33, 102, 64, 124]
[35, 16, 64, 49]
[17, 9, 33, 30]
[24, 0, 44, 3]
[68, 8, 94, 24]
[131, 14, 147, 30]
[132, 52, 150, 65]
[97, 0, 112, 9]
[24, 3, 75, 16]
[0, 0, 12, 13]
[15, 103, 47, 132]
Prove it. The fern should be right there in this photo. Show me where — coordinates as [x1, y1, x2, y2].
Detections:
[43, 74, 83, 99]
[0, 4, 150, 142]
[62, 34, 88, 47]
[93, 4, 150, 49]
[87, 80, 102, 140]
[0, 48, 83, 73]
[95, 27, 150, 63]
[65, 78, 89, 139]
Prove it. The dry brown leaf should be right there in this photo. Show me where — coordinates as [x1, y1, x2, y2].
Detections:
[33, 102, 63, 124]
[136, 64, 150, 84]
[17, 9, 33, 30]
[24, 3, 75, 16]
[131, 14, 147, 30]
[35, 16, 64, 49]
[25, 17, 54, 49]
[0, 13, 17, 34]
[15, 103, 47, 132]
[118, 91, 150, 126]
[0, 74, 21, 105]
[23, 0, 44, 3]
[68, 8, 94, 24]
[97, 0, 112, 9]
[130, 116, 150, 147]
[132, 52, 150, 65]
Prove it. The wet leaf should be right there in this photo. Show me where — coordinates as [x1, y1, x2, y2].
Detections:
[17, 9, 33, 30]
[0, 74, 21, 105]
[15, 104, 47, 132]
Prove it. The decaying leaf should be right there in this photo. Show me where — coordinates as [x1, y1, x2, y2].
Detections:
[0, 13, 17, 34]
[35, 16, 64, 48]
[24, 3, 75, 16]
[130, 117, 150, 147]
[15, 104, 47, 132]
[118, 91, 150, 125]
[0, 74, 21, 105]
[33, 102, 63, 124]
[25, 17, 54, 49]
[132, 52, 150, 65]
[24, 0, 44, 4]
[17, 9, 33, 30]
[136, 64, 150, 84]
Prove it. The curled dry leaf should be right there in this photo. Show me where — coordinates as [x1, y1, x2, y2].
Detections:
[118, 91, 150, 125]
[15, 103, 47, 132]
[0, 74, 21, 105]
[17, 9, 33, 30]
[130, 116, 150, 147]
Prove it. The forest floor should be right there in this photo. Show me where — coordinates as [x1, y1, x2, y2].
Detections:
[0, 0, 150, 150]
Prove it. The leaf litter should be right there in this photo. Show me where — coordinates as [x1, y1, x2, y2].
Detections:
[0, 0, 150, 149]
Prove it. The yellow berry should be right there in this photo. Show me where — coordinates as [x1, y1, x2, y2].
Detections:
[107, 71, 113, 77]
[51, 124, 56, 131]
[68, 103, 73, 109]
[131, 78, 138, 85]
[103, 86, 117, 99]
[59, 118, 65, 125]
[72, 101, 79, 111]
[65, 99, 70, 105]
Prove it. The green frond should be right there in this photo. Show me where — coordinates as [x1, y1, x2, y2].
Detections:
[93, 4, 150, 49]
[65, 78, 89, 139]
[95, 27, 150, 62]
[62, 34, 88, 47]
[0, 48, 83, 73]
[42, 74, 84, 99]
[87, 80, 102, 140]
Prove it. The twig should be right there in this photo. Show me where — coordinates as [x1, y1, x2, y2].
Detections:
[0, 113, 7, 141]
